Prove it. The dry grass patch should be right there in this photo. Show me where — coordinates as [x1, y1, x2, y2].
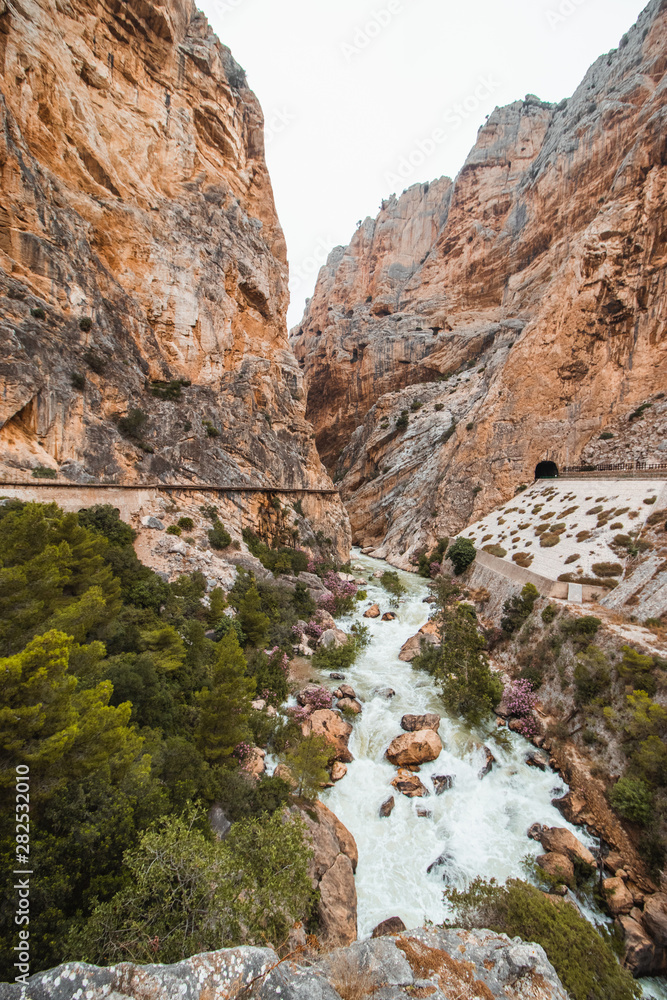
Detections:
[540, 533, 561, 548]
[396, 937, 495, 1000]
[328, 952, 383, 1000]
[512, 552, 534, 568]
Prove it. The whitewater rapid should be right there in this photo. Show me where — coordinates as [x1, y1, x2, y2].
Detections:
[316, 552, 667, 999]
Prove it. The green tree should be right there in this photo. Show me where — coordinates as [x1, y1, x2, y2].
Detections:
[573, 645, 610, 705]
[237, 582, 270, 648]
[195, 631, 255, 765]
[501, 583, 539, 635]
[618, 645, 657, 695]
[447, 537, 476, 575]
[610, 776, 653, 825]
[287, 735, 331, 797]
[253, 647, 289, 704]
[73, 809, 314, 965]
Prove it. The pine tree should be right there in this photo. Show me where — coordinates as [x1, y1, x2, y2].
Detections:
[195, 631, 255, 765]
[237, 582, 270, 648]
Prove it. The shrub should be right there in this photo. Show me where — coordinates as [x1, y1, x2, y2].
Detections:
[439, 420, 456, 444]
[30, 465, 57, 479]
[203, 420, 220, 438]
[592, 562, 623, 577]
[380, 570, 407, 599]
[447, 537, 476, 575]
[541, 604, 557, 624]
[78, 317, 92, 332]
[599, 431, 614, 440]
[166, 525, 181, 536]
[410, 399, 423, 412]
[117, 408, 148, 442]
[434, 403, 445, 411]
[178, 517, 194, 531]
[562, 615, 601, 641]
[395, 410, 409, 431]
[574, 645, 611, 705]
[30, 306, 46, 319]
[618, 645, 657, 695]
[318, 571, 357, 616]
[208, 521, 232, 550]
[444, 878, 640, 1000]
[483, 544, 507, 558]
[512, 553, 534, 568]
[540, 532, 561, 547]
[466, 422, 474, 431]
[629, 402, 652, 422]
[501, 583, 539, 635]
[71, 371, 86, 390]
[609, 776, 653, 826]
[564, 553, 579, 565]
[150, 379, 191, 401]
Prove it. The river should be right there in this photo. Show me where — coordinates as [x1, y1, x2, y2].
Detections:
[317, 551, 667, 999]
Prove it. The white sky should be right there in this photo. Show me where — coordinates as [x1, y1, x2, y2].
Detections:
[196, 0, 649, 327]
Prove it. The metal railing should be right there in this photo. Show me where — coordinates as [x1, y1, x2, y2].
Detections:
[0, 480, 340, 495]
[560, 461, 667, 474]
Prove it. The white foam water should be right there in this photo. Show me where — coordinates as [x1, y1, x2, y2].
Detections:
[318, 551, 666, 997]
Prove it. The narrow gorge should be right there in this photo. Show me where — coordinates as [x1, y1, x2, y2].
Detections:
[0, 0, 666, 999]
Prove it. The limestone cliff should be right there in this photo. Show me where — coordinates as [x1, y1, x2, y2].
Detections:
[0, 0, 349, 553]
[291, 0, 667, 568]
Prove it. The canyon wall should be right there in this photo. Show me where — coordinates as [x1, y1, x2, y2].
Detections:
[0, 0, 349, 554]
[291, 0, 667, 568]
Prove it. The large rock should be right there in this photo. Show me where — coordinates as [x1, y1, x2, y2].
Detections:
[642, 892, 667, 947]
[337, 697, 362, 715]
[363, 603, 381, 618]
[617, 914, 664, 978]
[385, 728, 443, 767]
[380, 796, 395, 817]
[391, 769, 429, 798]
[302, 709, 354, 763]
[537, 852, 574, 886]
[602, 877, 634, 916]
[290, 0, 667, 571]
[539, 828, 595, 869]
[292, 800, 358, 949]
[399, 620, 440, 661]
[400, 712, 441, 733]
[320, 628, 349, 649]
[372, 917, 407, 938]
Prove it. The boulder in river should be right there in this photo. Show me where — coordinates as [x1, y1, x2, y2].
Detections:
[539, 827, 595, 868]
[401, 712, 440, 733]
[642, 892, 667, 947]
[331, 762, 348, 782]
[432, 774, 454, 795]
[379, 796, 395, 817]
[335, 684, 356, 699]
[527, 822, 544, 842]
[374, 687, 396, 699]
[416, 807, 432, 818]
[391, 768, 429, 798]
[330, 672, 346, 680]
[381, 611, 397, 621]
[526, 751, 549, 771]
[337, 696, 362, 715]
[302, 709, 354, 763]
[364, 603, 381, 618]
[478, 746, 496, 779]
[537, 852, 574, 886]
[386, 729, 443, 767]
[617, 913, 663, 977]
[371, 916, 406, 937]
[398, 620, 440, 661]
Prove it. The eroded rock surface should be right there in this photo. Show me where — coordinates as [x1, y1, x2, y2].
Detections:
[292, 0, 667, 568]
[0, 0, 349, 555]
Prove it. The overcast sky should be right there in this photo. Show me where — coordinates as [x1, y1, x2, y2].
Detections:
[197, 0, 649, 327]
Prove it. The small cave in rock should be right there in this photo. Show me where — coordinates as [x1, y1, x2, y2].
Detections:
[535, 460, 559, 479]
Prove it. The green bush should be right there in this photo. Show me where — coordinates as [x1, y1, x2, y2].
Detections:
[541, 604, 558, 624]
[242, 528, 308, 576]
[395, 410, 409, 431]
[83, 350, 105, 374]
[592, 562, 623, 578]
[609, 776, 653, 826]
[117, 408, 148, 442]
[208, 520, 232, 550]
[599, 431, 614, 440]
[447, 537, 476, 575]
[380, 570, 407, 599]
[483, 544, 507, 558]
[178, 517, 194, 531]
[445, 878, 640, 1000]
[574, 645, 610, 705]
[203, 420, 220, 438]
[435, 403, 445, 411]
[501, 583, 539, 635]
[410, 399, 423, 412]
[150, 379, 191, 400]
[78, 317, 92, 332]
[31, 466, 57, 479]
[71, 371, 86, 390]
[166, 525, 181, 536]
[30, 306, 46, 319]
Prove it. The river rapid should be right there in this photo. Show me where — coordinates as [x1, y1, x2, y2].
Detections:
[316, 551, 667, 1000]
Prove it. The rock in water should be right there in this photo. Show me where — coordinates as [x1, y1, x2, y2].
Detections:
[363, 603, 381, 618]
[539, 827, 595, 868]
[478, 746, 496, 779]
[431, 774, 454, 795]
[391, 769, 429, 798]
[401, 713, 441, 732]
[302, 709, 354, 763]
[379, 796, 395, 817]
[371, 916, 407, 938]
[385, 729, 443, 767]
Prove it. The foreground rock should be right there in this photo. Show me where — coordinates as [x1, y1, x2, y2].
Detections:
[302, 710, 354, 763]
[386, 729, 443, 767]
[292, 800, 358, 949]
[320, 628, 349, 649]
[364, 603, 381, 618]
[380, 796, 396, 817]
[2, 927, 569, 999]
[372, 916, 407, 938]
[537, 852, 574, 886]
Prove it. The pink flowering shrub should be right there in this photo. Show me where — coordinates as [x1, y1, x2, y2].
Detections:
[307, 559, 317, 574]
[319, 571, 358, 616]
[298, 686, 333, 710]
[234, 741, 252, 762]
[305, 620, 324, 641]
[506, 679, 538, 738]
[264, 646, 289, 675]
[290, 705, 312, 723]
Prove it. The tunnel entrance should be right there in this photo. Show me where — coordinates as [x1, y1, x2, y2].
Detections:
[535, 461, 559, 479]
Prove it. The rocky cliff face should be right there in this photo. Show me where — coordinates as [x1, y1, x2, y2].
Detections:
[0, 0, 349, 552]
[291, 0, 667, 568]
